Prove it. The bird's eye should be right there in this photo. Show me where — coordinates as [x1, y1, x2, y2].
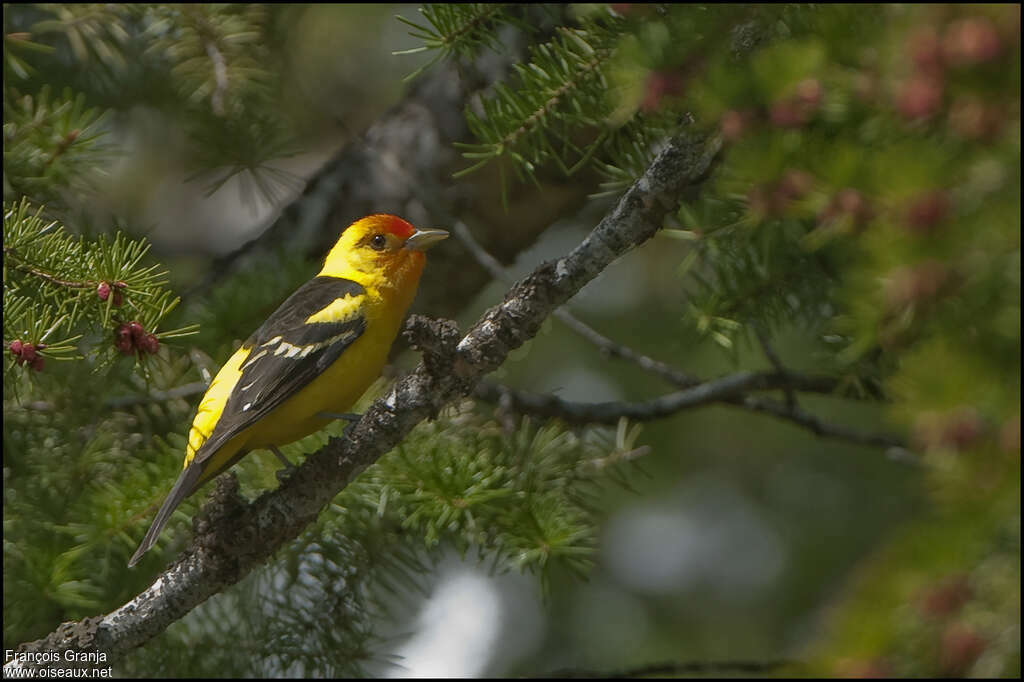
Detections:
[370, 234, 387, 251]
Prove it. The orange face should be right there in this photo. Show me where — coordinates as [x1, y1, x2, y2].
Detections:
[319, 214, 448, 291]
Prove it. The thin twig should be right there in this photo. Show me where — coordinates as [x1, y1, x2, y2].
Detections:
[5, 249, 94, 289]
[474, 370, 829, 423]
[453, 221, 700, 388]
[736, 395, 909, 451]
[475, 377, 907, 451]
[754, 323, 796, 409]
[43, 129, 80, 170]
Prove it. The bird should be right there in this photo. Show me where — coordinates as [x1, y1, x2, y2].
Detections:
[129, 214, 448, 567]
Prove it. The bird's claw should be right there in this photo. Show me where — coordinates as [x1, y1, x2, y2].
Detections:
[270, 445, 296, 483]
[317, 411, 361, 422]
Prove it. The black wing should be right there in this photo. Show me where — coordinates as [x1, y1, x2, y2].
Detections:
[193, 276, 367, 465]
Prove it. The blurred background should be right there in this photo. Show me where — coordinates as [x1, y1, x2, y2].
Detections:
[4, 3, 1019, 678]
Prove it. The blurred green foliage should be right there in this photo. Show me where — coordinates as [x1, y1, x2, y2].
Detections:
[404, 1, 1019, 676]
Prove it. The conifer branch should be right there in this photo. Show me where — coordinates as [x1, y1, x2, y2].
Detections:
[7, 130, 721, 672]
[426, 3, 506, 50]
[502, 34, 612, 151]
[5, 248, 95, 289]
[3, 200, 197, 368]
[457, 21, 623, 184]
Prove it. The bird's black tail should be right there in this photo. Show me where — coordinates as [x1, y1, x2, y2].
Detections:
[128, 463, 204, 567]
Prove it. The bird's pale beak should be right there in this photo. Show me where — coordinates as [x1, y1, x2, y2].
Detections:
[404, 228, 449, 252]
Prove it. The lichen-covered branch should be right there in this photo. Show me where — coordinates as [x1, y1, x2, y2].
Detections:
[7, 131, 721, 671]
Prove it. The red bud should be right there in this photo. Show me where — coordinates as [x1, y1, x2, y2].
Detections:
[139, 333, 160, 355]
[819, 188, 874, 231]
[943, 406, 983, 450]
[770, 80, 822, 129]
[9, 339, 23, 356]
[904, 191, 950, 234]
[920, 574, 972, 618]
[770, 99, 809, 128]
[720, 109, 752, 142]
[776, 169, 814, 202]
[795, 78, 822, 108]
[97, 281, 111, 301]
[940, 624, 986, 676]
[907, 26, 945, 74]
[20, 343, 37, 364]
[884, 261, 952, 309]
[944, 17, 1002, 66]
[30, 355, 45, 372]
[897, 75, 944, 120]
[115, 324, 134, 355]
[128, 321, 145, 344]
[949, 96, 1005, 140]
[642, 71, 684, 113]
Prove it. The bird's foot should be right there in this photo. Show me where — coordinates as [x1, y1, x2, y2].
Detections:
[316, 411, 361, 422]
[318, 411, 363, 438]
[270, 445, 296, 483]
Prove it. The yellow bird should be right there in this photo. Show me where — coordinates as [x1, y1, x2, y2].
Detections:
[129, 214, 448, 566]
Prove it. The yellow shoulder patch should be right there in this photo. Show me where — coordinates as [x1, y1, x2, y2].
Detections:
[305, 293, 364, 324]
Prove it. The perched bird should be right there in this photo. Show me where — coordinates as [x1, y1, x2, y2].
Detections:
[129, 214, 448, 566]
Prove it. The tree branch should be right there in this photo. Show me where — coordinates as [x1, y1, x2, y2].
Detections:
[472, 371, 832, 425]
[474, 378, 907, 452]
[8, 131, 722, 671]
[455, 207, 905, 452]
[736, 394, 909, 451]
[754, 323, 797, 409]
